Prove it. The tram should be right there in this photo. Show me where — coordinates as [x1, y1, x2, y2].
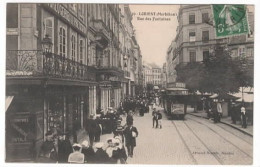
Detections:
[162, 83, 189, 120]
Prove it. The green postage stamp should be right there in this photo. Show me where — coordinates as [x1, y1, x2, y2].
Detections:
[212, 5, 249, 38]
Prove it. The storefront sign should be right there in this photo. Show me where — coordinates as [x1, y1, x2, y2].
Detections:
[167, 82, 186, 88]
[168, 90, 188, 95]
[46, 4, 87, 34]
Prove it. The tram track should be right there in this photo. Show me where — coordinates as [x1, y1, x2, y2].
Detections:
[187, 116, 253, 159]
[171, 120, 224, 165]
[187, 114, 252, 145]
[171, 120, 198, 165]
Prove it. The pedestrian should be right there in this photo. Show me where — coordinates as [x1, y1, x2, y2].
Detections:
[217, 100, 222, 122]
[94, 142, 110, 164]
[123, 123, 138, 157]
[241, 104, 247, 128]
[81, 140, 95, 163]
[57, 132, 73, 163]
[126, 111, 134, 126]
[212, 100, 218, 123]
[152, 108, 158, 128]
[86, 114, 98, 146]
[38, 131, 58, 163]
[230, 101, 237, 124]
[68, 143, 84, 163]
[112, 138, 127, 164]
[95, 115, 102, 142]
[157, 111, 162, 129]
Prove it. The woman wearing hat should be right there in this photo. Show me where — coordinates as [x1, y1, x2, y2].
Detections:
[68, 143, 84, 163]
[81, 140, 95, 163]
[94, 142, 110, 164]
[111, 137, 127, 164]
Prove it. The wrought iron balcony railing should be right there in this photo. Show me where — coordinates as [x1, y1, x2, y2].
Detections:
[6, 50, 96, 81]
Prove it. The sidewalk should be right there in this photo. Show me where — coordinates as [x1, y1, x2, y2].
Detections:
[187, 109, 253, 136]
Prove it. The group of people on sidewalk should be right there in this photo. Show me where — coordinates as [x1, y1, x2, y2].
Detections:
[206, 98, 248, 128]
[38, 106, 139, 164]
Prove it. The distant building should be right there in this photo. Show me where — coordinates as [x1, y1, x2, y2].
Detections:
[143, 62, 162, 87]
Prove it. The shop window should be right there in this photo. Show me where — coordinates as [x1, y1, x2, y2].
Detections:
[59, 27, 67, 57]
[189, 51, 196, 62]
[189, 14, 195, 24]
[247, 48, 254, 57]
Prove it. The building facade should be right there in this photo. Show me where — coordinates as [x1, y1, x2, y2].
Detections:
[6, 3, 142, 162]
[143, 62, 162, 87]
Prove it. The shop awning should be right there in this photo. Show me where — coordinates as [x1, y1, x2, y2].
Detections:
[6, 96, 14, 112]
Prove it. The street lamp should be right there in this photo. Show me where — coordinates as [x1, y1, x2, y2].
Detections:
[42, 34, 53, 54]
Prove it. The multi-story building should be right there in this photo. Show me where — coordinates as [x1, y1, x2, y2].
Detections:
[167, 5, 254, 96]
[87, 4, 123, 112]
[166, 40, 178, 84]
[6, 3, 93, 161]
[119, 4, 142, 97]
[175, 5, 228, 65]
[143, 62, 162, 87]
[161, 63, 167, 88]
[5, 3, 142, 162]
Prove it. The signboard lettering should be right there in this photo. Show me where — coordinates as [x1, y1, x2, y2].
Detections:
[47, 4, 86, 34]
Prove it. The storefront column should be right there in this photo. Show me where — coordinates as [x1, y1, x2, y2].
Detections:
[93, 86, 96, 115]
[43, 98, 48, 140]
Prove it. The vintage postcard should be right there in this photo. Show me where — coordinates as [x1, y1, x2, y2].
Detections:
[4, 1, 257, 166]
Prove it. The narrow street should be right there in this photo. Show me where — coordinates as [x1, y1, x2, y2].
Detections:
[117, 106, 253, 165]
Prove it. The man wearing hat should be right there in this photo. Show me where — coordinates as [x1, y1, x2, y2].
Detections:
[86, 114, 98, 146]
[94, 142, 110, 164]
[57, 132, 73, 163]
[123, 124, 138, 158]
[81, 140, 95, 163]
[68, 143, 84, 163]
[152, 108, 158, 128]
[38, 131, 57, 163]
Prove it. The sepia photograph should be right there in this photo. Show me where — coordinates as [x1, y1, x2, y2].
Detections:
[3, 1, 258, 166]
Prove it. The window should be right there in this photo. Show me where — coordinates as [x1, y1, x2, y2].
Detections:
[189, 32, 196, 42]
[78, 4, 84, 21]
[239, 47, 246, 57]
[189, 14, 195, 24]
[202, 13, 209, 23]
[59, 27, 67, 57]
[202, 30, 209, 41]
[71, 34, 76, 61]
[189, 51, 196, 62]
[247, 48, 254, 57]
[203, 50, 209, 61]
[79, 39, 84, 64]
[44, 17, 54, 51]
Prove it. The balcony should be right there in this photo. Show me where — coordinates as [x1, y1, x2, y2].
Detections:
[6, 50, 96, 84]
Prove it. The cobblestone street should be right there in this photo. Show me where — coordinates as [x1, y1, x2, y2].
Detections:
[104, 106, 253, 165]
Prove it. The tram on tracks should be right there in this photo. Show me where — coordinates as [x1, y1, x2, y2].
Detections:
[162, 82, 189, 120]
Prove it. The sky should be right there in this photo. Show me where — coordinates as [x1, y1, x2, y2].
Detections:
[129, 5, 180, 67]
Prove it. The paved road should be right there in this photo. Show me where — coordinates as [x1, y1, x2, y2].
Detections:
[122, 106, 253, 165]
